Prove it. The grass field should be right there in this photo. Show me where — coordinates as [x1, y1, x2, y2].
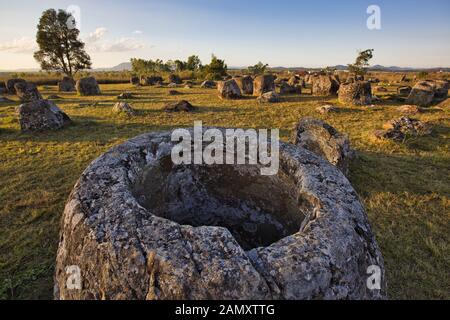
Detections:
[0, 82, 449, 299]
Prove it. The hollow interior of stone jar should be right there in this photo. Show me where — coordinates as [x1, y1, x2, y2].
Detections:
[132, 156, 305, 250]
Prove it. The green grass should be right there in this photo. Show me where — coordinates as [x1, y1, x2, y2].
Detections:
[0, 83, 449, 299]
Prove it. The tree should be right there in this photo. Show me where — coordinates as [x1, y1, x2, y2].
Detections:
[203, 54, 227, 79]
[34, 9, 91, 77]
[174, 59, 187, 72]
[348, 49, 374, 76]
[186, 55, 202, 71]
[247, 62, 268, 75]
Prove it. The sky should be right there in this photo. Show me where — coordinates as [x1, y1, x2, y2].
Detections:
[0, 0, 449, 70]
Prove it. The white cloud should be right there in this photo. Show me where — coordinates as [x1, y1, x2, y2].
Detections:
[84, 27, 147, 52]
[85, 27, 108, 43]
[0, 37, 38, 53]
[132, 30, 143, 35]
[0, 28, 147, 56]
[89, 37, 147, 52]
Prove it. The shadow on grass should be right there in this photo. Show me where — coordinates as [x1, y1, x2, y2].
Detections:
[349, 149, 450, 197]
[0, 118, 178, 144]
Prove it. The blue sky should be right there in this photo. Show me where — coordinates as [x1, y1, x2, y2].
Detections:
[0, 0, 449, 69]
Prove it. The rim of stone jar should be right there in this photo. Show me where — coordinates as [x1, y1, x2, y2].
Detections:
[57, 128, 386, 299]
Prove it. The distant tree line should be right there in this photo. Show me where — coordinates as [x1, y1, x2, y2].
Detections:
[131, 54, 229, 80]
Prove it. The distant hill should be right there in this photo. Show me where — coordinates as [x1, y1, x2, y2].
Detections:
[94, 62, 132, 71]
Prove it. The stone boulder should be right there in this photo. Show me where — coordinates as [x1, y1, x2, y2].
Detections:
[141, 76, 163, 86]
[18, 99, 71, 132]
[234, 76, 254, 95]
[316, 105, 338, 114]
[218, 80, 242, 99]
[374, 117, 431, 142]
[200, 80, 216, 89]
[0, 82, 6, 95]
[54, 128, 386, 300]
[257, 91, 280, 103]
[253, 75, 275, 96]
[5, 78, 26, 94]
[14, 82, 42, 102]
[434, 80, 449, 100]
[338, 81, 372, 105]
[168, 74, 182, 84]
[58, 77, 76, 92]
[76, 77, 101, 96]
[397, 86, 412, 96]
[287, 76, 299, 86]
[280, 82, 301, 94]
[292, 117, 354, 175]
[406, 81, 435, 107]
[312, 75, 340, 96]
[163, 100, 196, 112]
[374, 86, 387, 92]
[130, 76, 140, 85]
[113, 102, 136, 116]
[397, 105, 421, 115]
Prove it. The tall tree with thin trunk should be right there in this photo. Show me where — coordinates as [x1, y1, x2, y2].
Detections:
[34, 9, 91, 77]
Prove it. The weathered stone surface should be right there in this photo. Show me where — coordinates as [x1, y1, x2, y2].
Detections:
[312, 75, 340, 96]
[396, 105, 421, 115]
[140, 76, 163, 86]
[14, 82, 42, 102]
[54, 128, 386, 300]
[374, 86, 387, 92]
[397, 86, 412, 96]
[234, 76, 254, 95]
[287, 76, 299, 86]
[218, 80, 242, 99]
[374, 117, 431, 142]
[58, 77, 76, 92]
[117, 92, 134, 99]
[292, 117, 354, 175]
[253, 75, 275, 96]
[5, 78, 26, 94]
[0, 82, 6, 94]
[316, 105, 338, 114]
[338, 81, 372, 105]
[257, 91, 280, 103]
[373, 129, 404, 142]
[163, 100, 196, 112]
[113, 102, 136, 116]
[280, 82, 301, 94]
[76, 77, 101, 96]
[406, 81, 435, 107]
[168, 74, 182, 84]
[200, 80, 216, 89]
[434, 80, 449, 100]
[18, 99, 71, 131]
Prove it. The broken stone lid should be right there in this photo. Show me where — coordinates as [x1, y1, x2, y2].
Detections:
[55, 128, 386, 300]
